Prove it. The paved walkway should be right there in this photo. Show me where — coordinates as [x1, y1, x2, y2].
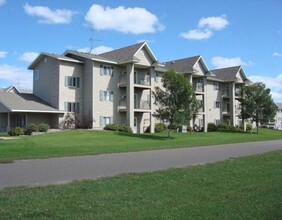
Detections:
[1, 140, 282, 189]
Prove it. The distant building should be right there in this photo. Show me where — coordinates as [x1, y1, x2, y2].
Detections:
[0, 42, 251, 133]
[274, 103, 282, 130]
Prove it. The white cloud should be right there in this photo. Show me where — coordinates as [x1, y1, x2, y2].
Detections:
[249, 74, 282, 102]
[180, 15, 228, 40]
[211, 56, 250, 68]
[78, 45, 114, 54]
[23, 3, 76, 24]
[0, 0, 6, 7]
[198, 15, 229, 30]
[19, 52, 39, 62]
[0, 51, 7, 58]
[85, 4, 165, 34]
[273, 52, 282, 57]
[0, 65, 33, 89]
[179, 29, 213, 40]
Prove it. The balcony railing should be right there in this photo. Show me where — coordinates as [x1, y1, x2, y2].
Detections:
[193, 83, 204, 92]
[222, 90, 230, 97]
[135, 100, 151, 110]
[134, 78, 151, 86]
[119, 99, 151, 111]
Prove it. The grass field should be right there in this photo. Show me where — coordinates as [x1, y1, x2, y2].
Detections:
[0, 150, 281, 219]
[0, 128, 281, 160]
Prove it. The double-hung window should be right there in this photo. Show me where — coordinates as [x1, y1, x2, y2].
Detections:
[100, 65, 114, 76]
[100, 116, 113, 127]
[213, 82, 221, 91]
[100, 90, 114, 101]
[65, 102, 80, 113]
[65, 76, 80, 88]
[214, 101, 221, 108]
[34, 70, 39, 81]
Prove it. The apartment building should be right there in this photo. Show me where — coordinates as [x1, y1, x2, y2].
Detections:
[273, 103, 282, 130]
[0, 42, 250, 133]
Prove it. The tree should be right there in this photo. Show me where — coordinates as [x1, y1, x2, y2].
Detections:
[153, 69, 193, 138]
[239, 82, 277, 134]
[189, 95, 203, 132]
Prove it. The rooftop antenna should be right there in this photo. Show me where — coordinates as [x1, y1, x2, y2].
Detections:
[89, 31, 102, 54]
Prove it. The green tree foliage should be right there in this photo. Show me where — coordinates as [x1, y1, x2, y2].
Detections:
[239, 82, 277, 134]
[153, 69, 193, 138]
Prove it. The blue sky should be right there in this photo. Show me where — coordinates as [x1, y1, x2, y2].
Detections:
[0, 0, 282, 102]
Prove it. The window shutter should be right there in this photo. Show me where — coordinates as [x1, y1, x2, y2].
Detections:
[110, 91, 114, 102]
[77, 77, 80, 88]
[65, 76, 68, 87]
[76, 103, 80, 113]
[100, 90, 104, 101]
[100, 65, 103, 75]
[111, 67, 114, 77]
[64, 102, 68, 111]
[100, 116, 104, 127]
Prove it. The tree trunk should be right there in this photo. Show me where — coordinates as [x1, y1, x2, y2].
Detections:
[256, 121, 259, 134]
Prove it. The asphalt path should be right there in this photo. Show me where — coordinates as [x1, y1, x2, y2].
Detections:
[1, 140, 282, 189]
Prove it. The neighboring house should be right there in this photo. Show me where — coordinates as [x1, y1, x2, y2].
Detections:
[0, 86, 63, 131]
[273, 103, 282, 130]
[0, 42, 251, 133]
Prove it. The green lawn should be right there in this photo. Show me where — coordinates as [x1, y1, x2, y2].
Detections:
[0, 128, 281, 160]
[0, 150, 281, 219]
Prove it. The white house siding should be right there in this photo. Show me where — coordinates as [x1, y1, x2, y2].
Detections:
[33, 56, 59, 108]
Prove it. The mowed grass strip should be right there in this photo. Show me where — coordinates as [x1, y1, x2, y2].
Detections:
[0, 128, 281, 160]
[0, 150, 281, 219]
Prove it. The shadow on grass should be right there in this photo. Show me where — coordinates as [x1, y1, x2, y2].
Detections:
[114, 132, 175, 140]
[216, 129, 256, 134]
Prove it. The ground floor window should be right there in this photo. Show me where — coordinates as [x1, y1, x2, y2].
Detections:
[100, 116, 112, 127]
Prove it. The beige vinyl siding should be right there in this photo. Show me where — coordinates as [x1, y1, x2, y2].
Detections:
[33, 56, 59, 108]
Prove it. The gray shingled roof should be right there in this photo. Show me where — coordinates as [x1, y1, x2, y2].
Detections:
[276, 103, 282, 109]
[0, 92, 62, 113]
[210, 66, 242, 81]
[99, 42, 145, 63]
[64, 50, 115, 63]
[164, 56, 201, 73]
[28, 52, 83, 69]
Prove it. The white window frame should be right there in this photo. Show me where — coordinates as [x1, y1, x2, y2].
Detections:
[100, 90, 114, 102]
[213, 82, 221, 90]
[100, 65, 114, 76]
[100, 116, 113, 127]
[214, 101, 221, 108]
[64, 102, 80, 113]
[65, 76, 80, 88]
[34, 70, 39, 81]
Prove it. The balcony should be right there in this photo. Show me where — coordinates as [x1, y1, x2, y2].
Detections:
[222, 108, 230, 115]
[193, 83, 204, 93]
[118, 99, 151, 112]
[222, 90, 230, 98]
[119, 75, 127, 87]
[134, 78, 151, 87]
[135, 100, 151, 111]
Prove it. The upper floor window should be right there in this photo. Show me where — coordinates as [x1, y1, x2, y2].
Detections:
[100, 65, 114, 76]
[214, 101, 221, 108]
[34, 70, 39, 81]
[155, 73, 159, 83]
[64, 102, 80, 113]
[65, 76, 80, 88]
[213, 82, 221, 91]
[100, 90, 114, 101]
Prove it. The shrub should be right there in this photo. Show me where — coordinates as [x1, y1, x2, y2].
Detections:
[9, 127, 24, 136]
[155, 123, 167, 133]
[218, 123, 229, 129]
[75, 113, 94, 129]
[37, 123, 50, 132]
[208, 123, 218, 132]
[167, 123, 178, 130]
[118, 124, 133, 133]
[104, 123, 119, 131]
[25, 124, 38, 135]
